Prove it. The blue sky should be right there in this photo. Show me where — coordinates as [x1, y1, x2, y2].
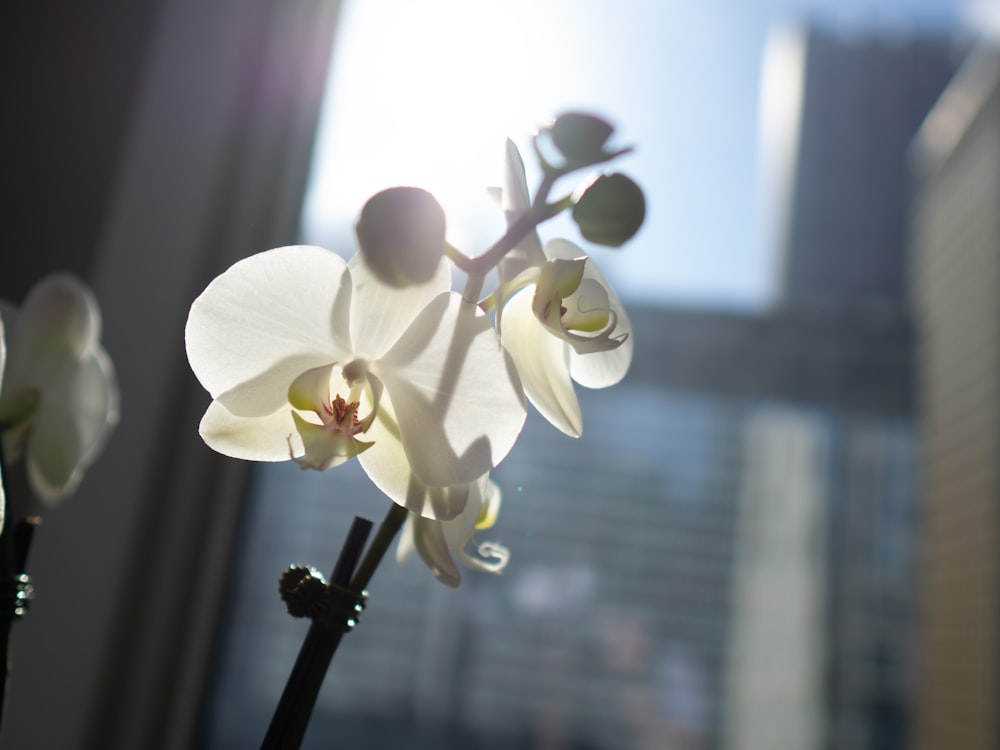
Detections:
[301, 0, 995, 309]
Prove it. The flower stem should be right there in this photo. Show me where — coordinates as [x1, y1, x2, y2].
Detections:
[260, 502, 408, 750]
[0, 430, 35, 742]
[260, 515, 372, 750]
[445, 137, 633, 280]
[347, 503, 408, 592]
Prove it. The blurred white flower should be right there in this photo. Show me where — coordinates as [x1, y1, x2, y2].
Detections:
[494, 140, 633, 437]
[397, 474, 507, 587]
[185, 245, 525, 520]
[0, 274, 119, 504]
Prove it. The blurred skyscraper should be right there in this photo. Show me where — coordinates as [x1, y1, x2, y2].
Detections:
[909, 47, 1000, 750]
[778, 30, 962, 316]
[728, 26, 963, 750]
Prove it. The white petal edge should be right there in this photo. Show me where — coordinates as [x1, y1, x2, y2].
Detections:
[26, 400, 84, 504]
[185, 246, 352, 402]
[199, 399, 300, 463]
[23, 346, 118, 505]
[4, 274, 100, 392]
[410, 516, 462, 587]
[544, 239, 634, 388]
[500, 289, 582, 438]
[499, 138, 546, 278]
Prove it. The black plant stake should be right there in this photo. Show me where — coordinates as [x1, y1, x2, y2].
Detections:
[260, 503, 408, 750]
[0, 431, 39, 741]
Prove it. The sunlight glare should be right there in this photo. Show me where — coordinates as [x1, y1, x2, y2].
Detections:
[304, 0, 548, 255]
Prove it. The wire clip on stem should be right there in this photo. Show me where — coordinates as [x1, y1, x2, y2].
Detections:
[279, 565, 367, 633]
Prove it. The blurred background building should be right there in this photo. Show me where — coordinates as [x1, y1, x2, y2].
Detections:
[909, 47, 1000, 750]
[767, 29, 961, 750]
[779, 32, 962, 316]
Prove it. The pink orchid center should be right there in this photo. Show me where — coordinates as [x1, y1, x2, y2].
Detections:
[286, 361, 382, 471]
[324, 394, 371, 440]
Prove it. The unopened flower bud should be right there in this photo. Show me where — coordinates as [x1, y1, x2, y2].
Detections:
[355, 187, 446, 287]
[547, 112, 615, 165]
[572, 173, 645, 247]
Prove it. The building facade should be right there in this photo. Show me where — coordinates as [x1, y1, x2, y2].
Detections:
[909, 48, 1000, 750]
[779, 30, 962, 315]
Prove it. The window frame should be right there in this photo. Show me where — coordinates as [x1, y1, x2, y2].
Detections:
[3, 2, 343, 748]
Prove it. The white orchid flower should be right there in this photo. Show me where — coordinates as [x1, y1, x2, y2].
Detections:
[492, 140, 633, 437]
[0, 274, 119, 504]
[397, 474, 507, 587]
[185, 245, 525, 520]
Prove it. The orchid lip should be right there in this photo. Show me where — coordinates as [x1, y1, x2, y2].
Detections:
[286, 364, 384, 471]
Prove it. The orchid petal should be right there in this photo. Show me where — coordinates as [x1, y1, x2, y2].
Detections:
[567, 284, 633, 388]
[346, 252, 451, 360]
[185, 246, 352, 401]
[376, 293, 526, 486]
[199, 399, 299, 462]
[562, 279, 611, 332]
[289, 412, 372, 471]
[2, 274, 100, 392]
[540, 239, 633, 385]
[499, 138, 546, 276]
[397, 475, 509, 584]
[410, 516, 462, 587]
[61, 347, 119, 468]
[356, 372, 382, 433]
[501, 289, 582, 437]
[475, 478, 502, 531]
[532, 257, 587, 329]
[23, 347, 118, 504]
[456, 542, 510, 575]
[359, 392, 471, 519]
[439, 476, 490, 549]
[287, 363, 335, 413]
[215, 354, 336, 418]
[396, 518, 417, 564]
[440, 478, 510, 578]
[25, 401, 82, 504]
[502, 138, 532, 216]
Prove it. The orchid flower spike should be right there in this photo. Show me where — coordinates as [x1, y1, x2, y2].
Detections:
[185, 246, 525, 520]
[0, 274, 119, 504]
[493, 140, 633, 437]
[397, 474, 507, 587]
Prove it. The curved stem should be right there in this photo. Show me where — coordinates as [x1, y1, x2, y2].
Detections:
[445, 140, 632, 277]
[461, 273, 485, 305]
[347, 503, 407, 593]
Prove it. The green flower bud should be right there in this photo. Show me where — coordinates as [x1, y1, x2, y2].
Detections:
[548, 112, 615, 165]
[356, 187, 446, 287]
[571, 173, 645, 247]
